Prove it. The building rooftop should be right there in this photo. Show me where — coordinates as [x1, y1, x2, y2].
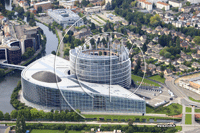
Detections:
[22, 54, 143, 100]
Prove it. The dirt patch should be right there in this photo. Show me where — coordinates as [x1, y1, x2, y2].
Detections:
[195, 114, 200, 119]
[175, 72, 200, 84]
[169, 114, 182, 118]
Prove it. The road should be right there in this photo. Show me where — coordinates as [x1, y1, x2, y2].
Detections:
[165, 76, 200, 132]
[56, 28, 64, 58]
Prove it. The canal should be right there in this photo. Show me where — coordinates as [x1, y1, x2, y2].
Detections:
[0, 3, 58, 113]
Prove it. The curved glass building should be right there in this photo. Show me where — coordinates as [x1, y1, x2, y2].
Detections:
[70, 45, 131, 89]
[21, 54, 145, 114]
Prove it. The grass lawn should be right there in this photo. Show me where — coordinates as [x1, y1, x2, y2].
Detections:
[31, 130, 81, 133]
[185, 114, 192, 124]
[148, 75, 165, 84]
[146, 103, 182, 116]
[31, 130, 65, 133]
[189, 97, 200, 103]
[83, 113, 181, 121]
[175, 126, 182, 132]
[186, 107, 192, 113]
[131, 75, 160, 87]
[195, 109, 200, 113]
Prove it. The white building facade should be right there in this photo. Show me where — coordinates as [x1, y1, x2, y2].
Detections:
[156, 1, 170, 10]
[169, 0, 182, 8]
[187, 0, 200, 4]
[138, 0, 153, 11]
[48, 9, 84, 28]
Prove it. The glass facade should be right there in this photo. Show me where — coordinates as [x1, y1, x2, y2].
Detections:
[22, 78, 145, 113]
[70, 49, 131, 89]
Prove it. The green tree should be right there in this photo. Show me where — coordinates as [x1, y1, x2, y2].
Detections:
[186, 1, 191, 6]
[16, 114, 26, 133]
[64, 129, 68, 133]
[30, 108, 40, 119]
[0, 110, 3, 120]
[51, 51, 56, 55]
[0, 68, 5, 78]
[4, 112, 10, 120]
[37, 6, 42, 13]
[160, 72, 164, 78]
[193, 36, 200, 45]
[15, 115, 22, 133]
[11, 110, 18, 119]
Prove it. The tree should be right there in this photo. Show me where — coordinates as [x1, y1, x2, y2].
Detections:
[186, 1, 191, 6]
[128, 119, 134, 126]
[193, 36, 200, 45]
[0, 110, 3, 120]
[90, 38, 95, 46]
[0, 68, 5, 78]
[142, 43, 147, 52]
[150, 14, 161, 27]
[51, 51, 56, 55]
[4, 112, 10, 120]
[37, 6, 42, 13]
[30, 108, 40, 119]
[160, 72, 164, 78]
[90, 23, 96, 30]
[64, 129, 68, 133]
[15, 115, 26, 133]
[11, 110, 18, 119]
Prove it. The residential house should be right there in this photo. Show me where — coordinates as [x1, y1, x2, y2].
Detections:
[191, 62, 200, 68]
[156, 66, 162, 73]
[114, 33, 122, 39]
[179, 64, 190, 71]
[148, 41, 155, 47]
[158, 31, 165, 36]
[156, 1, 170, 11]
[146, 28, 153, 34]
[140, 35, 147, 41]
[155, 26, 162, 31]
[152, 30, 158, 34]
[172, 61, 180, 67]
[169, 0, 182, 8]
[151, 53, 160, 60]
[153, 37, 159, 42]
[180, 41, 189, 49]
[179, 33, 186, 40]
[184, 55, 192, 62]
[186, 36, 192, 42]
[158, 56, 166, 63]
[138, 0, 153, 11]
[164, 69, 172, 75]
[192, 53, 200, 60]
[165, 59, 171, 65]
[177, 58, 185, 64]
[142, 25, 148, 31]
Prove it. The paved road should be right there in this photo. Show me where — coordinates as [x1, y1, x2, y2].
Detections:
[56, 28, 64, 58]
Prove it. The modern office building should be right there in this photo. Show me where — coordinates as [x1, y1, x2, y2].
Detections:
[0, 37, 21, 64]
[21, 52, 145, 113]
[48, 9, 84, 28]
[70, 45, 131, 89]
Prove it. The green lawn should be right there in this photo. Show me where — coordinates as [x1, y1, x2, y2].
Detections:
[189, 97, 200, 103]
[146, 103, 182, 116]
[148, 75, 165, 84]
[131, 75, 160, 87]
[83, 113, 181, 121]
[31, 130, 64, 133]
[31, 130, 82, 133]
[186, 107, 192, 113]
[185, 114, 192, 124]
[195, 109, 200, 113]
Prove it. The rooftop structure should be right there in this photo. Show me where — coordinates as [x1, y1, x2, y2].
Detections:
[48, 9, 84, 28]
